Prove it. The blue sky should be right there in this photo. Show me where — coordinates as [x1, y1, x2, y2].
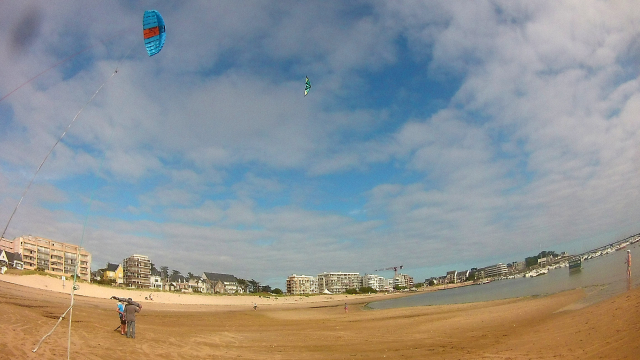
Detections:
[1, 1, 640, 289]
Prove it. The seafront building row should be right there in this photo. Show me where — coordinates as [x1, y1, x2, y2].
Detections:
[1, 234, 413, 294]
[286, 272, 414, 294]
[0, 236, 246, 293]
[0, 235, 91, 281]
[3, 233, 638, 294]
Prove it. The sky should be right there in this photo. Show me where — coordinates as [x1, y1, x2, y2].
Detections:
[1, 1, 639, 289]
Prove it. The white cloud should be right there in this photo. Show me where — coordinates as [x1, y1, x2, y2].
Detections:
[2, 1, 640, 286]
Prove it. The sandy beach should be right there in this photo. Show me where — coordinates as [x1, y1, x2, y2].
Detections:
[1, 274, 638, 359]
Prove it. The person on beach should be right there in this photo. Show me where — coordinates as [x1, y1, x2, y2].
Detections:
[117, 300, 126, 335]
[344, 303, 348, 313]
[626, 250, 632, 278]
[253, 303, 257, 311]
[124, 299, 141, 339]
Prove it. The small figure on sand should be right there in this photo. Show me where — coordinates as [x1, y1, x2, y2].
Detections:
[344, 303, 348, 313]
[626, 250, 632, 278]
[253, 303, 257, 311]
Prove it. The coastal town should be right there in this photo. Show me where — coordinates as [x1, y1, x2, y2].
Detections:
[1, 232, 638, 296]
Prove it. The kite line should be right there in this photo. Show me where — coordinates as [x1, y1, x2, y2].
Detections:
[30, 9, 166, 357]
[0, 26, 136, 104]
[29, 39, 138, 360]
[1, 75, 114, 242]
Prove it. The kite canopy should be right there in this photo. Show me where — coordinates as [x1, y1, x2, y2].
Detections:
[143, 10, 166, 57]
[110, 296, 142, 308]
[305, 76, 311, 96]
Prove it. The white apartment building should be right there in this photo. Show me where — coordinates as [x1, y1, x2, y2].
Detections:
[317, 272, 361, 294]
[362, 274, 386, 291]
[395, 273, 414, 288]
[286, 274, 318, 294]
[482, 263, 508, 278]
[13, 235, 91, 281]
[123, 254, 151, 288]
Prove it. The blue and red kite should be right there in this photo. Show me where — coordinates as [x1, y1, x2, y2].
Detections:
[143, 10, 166, 57]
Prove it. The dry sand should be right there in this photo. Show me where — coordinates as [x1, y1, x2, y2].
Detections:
[0, 274, 638, 360]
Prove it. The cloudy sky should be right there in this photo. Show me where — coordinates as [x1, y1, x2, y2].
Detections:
[1, 1, 639, 289]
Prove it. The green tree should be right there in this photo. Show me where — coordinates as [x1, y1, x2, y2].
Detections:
[160, 266, 169, 279]
[272, 288, 283, 295]
[345, 288, 358, 294]
[236, 278, 248, 293]
[171, 269, 181, 277]
[359, 286, 377, 294]
[428, 280, 436, 286]
[525, 256, 538, 268]
[248, 279, 260, 293]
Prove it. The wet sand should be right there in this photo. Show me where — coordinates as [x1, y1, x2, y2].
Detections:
[0, 278, 638, 359]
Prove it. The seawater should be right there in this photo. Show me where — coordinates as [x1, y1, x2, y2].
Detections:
[367, 242, 639, 310]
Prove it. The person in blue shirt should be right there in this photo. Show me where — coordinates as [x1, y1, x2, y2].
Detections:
[117, 301, 126, 335]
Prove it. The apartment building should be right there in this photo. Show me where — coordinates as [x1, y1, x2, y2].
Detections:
[286, 274, 318, 294]
[395, 273, 414, 288]
[317, 272, 361, 294]
[123, 254, 151, 288]
[446, 270, 457, 283]
[482, 263, 508, 278]
[456, 270, 469, 283]
[13, 235, 91, 281]
[362, 274, 386, 291]
[0, 237, 19, 253]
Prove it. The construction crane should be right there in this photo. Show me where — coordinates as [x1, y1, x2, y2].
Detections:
[374, 265, 404, 283]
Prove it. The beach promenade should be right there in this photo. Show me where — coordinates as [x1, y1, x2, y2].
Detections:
[1, 274, 638, 359]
